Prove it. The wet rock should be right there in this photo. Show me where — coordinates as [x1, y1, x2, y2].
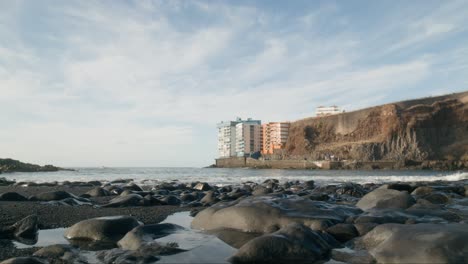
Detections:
[0, 192, 28, 201]
[123, 183, 143, 192]
[192, 196, 362, 233]
[208, 229, 261, 249]
[102, 194, 143, 207]
[180, 193, 197, 202]
[118, 223, 184, 250]
[200, 191, 219, 205]
[12, 215, 39, 239]
[111, 179, 133, 184]
[353, 223, 378, 236]
[65, 216, 141, 242]
[103, 185, 123, 195]
[411, 186, 433, 196]
[331, 248, 375, 264]
[326, 223, 359, 242]
[356, 188, 415, 211]
[229, 223, 339, 264]
[465, 185, 468, 197]
[0, 177, 15, 186]
[252, 186, 271, 196]
[97, 248, 160, 264]
[386, 183, 414, 192]
[0, 257, 48, 264]
[43, 197, 93, 207]
[32, 191, 75, 201]
[355, 223, 468, 263]
[335, 183, 367, 197]
[303, 180, 315, 190]
[33, 244, 80, 262]
[304, 193, 330, 201]
[158, 195, 181, 206]
[193, 182, 212, 191]
[423, 192, 450, 204]
[86, 187, 110, 197]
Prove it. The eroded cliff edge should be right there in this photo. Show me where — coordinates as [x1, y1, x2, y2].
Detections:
[284, 91, 468, 168]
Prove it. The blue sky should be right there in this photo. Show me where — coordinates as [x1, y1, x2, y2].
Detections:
[0, 0, 467, 167]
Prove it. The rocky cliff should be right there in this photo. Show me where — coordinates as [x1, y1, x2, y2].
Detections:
[285, 91, 468, 165]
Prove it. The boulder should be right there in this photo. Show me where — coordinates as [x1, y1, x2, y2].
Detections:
[86, 187, 110, 197]
[12, 215, 38, 239]
[102, 194, 143, 207]
[356, 188, 415, 211]
[0, 192, 28, 201]
[118, 223, 184, 250]
[159, 195, 181, 206]
[32, 191, 75, 201]
[331, 248, 376, 264]
[200, 191, 219, 205]
[192, 196, 362, 233]
[252, 186, 271, 196]
[65, 216, 141, 242]
[123, 183, 143, 192]
[386, 183, 414, 192]
[335, 183, 366, 197]
[326, 223, 359, 242]
[355, 223, 468, 263]
[229, 223, 339, 264]
[423, 192, 450, 204]
[303, 180, 315, 190]
[33, 244, 79, 262]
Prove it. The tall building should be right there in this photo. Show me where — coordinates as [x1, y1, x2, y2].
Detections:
[262, 122, 290, 154]
[235, 121, 262, 157]
[217, 118, 261, 158]
[316, 105, 342, 116]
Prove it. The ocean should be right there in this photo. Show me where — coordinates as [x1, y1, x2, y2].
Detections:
[2, 167, 467, 186]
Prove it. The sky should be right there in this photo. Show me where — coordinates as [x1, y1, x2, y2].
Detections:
[0, 0, 467, 167]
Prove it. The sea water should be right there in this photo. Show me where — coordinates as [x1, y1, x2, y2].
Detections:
[2, 167, 467, 186]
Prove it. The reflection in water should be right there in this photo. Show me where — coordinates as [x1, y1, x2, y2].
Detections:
[13, 228, 67, 249]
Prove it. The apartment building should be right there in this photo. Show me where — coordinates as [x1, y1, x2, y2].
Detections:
[235, 121, 262, 157]
[261, 122, 290, 154]
[217, 118, 261, 158]
[316, 105, 342, 116]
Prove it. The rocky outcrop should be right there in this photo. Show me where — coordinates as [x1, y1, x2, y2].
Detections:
[284, 91, 468, 167]
[0, 158, 70, 173]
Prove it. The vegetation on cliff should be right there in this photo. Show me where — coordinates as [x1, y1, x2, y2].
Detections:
[0, 158, 68, 173]
[285, 91, 468, 164]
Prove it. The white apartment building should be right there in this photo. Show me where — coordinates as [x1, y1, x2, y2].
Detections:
[235, 121, 262, 157]
[316, 105, 342, 116]
[217, 118, 261, 158]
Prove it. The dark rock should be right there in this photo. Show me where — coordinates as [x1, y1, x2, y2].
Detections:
[32, 191, 75, 201]
[200, 191, 219, 205]
[229, 223, 339, 264]
[192, 196, 362, 233]
[356, 188, 415, 210]
[102, 194, 143, 207]
[387, 183, 414, 192]
[159, 195, 181, 206]
[423, 192, 450, 204]
[252, 186, 271, 196]
[303, 180, 315, 190]
[326, 223, 359, 242]
[336, 183, 366, 197]
[412, 186, 434, 196]
[86, 187, 110, 197]
[354, 223, 379, 236]
[331, 248, 376, 264]
[0, 177, 15, 186]
[304, 193, 330, 201]
[33, 244, 79, 262]
[118, 223, 184, 250]
[355, 223, 468, 263]
[43, 197, 93, 206]
[180, 193, 197, 202]
[123, 183, 143, 192]
[0, 192, 28, 201]
[12, 215, 38, 239]
[65, 216, 141, 242]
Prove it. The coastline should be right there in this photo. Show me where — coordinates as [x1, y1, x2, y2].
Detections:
[214, 157, 468, 170]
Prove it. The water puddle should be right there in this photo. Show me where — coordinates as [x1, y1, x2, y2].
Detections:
[13, 228, 68, 249]
[5, 211, 243, 263]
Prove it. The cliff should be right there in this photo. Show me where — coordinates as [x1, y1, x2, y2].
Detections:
[284, 91, 468, 165]
[0, 158, 68, 173]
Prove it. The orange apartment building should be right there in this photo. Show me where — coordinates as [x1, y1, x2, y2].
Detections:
[261, 122, 290, 154]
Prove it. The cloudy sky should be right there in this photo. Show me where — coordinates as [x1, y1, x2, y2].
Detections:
[1, 0, 467, 167]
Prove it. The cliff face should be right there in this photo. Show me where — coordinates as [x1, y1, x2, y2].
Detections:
[285, 91, 468, 162]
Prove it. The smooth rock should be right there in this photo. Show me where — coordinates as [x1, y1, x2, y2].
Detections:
[86, 187, 110, 197]
[355, 223, 468, 263]
[32, 191, 75, 201]
[423, 192, 450, 204]
[411, 186, 434, 196]
[229, 223, 339, 264]
[102, 194, 143, 207]
[33, 244, 79, 261]
[12, 215, 38, 239]
[326, 223, 359, 242]
[0, 192, 28, 201]
[192, 196, 362, 233]
[356, 189, 415, 211]
[65, 216, 141, 242]
[118, 223, 184, 250]
[193, 182, 212, 191]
